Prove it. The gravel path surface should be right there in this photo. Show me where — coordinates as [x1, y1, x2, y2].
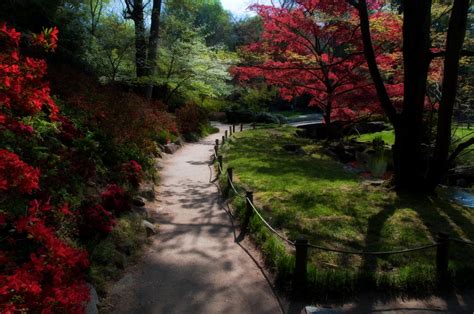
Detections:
[106, 124, 282, 314]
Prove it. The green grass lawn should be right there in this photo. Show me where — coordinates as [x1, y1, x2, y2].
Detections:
[222, 126, 474, 295]
[354, 126, 473, 165]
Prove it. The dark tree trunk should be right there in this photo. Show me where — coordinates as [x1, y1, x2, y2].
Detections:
[392, 0, 433, 191]
[429, 0, 470, 188]
[124, 0, 147, 78]
[351, 0, 471, 193]
[356, 0, 398, 125]
[133, 4, 147, 79]
[144, 0, 162, 100]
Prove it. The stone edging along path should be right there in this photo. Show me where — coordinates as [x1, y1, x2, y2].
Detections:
[104, 124, 282, 314]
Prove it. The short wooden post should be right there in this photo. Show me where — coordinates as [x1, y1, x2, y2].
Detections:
[229, 126, 233, 136]
[244, 191, 254, 229]
[436, 232, 450, 283]
[233, 124, 236, 133]
[227, 167, 233, 184]
[294, 238, 308, 289]
[214, 144, 218, 156]
[240, 124, 243, 132]
[215, 139, 219, 147]
[222, 135, 225, 145]
[217, 155, 223, 176]
[225, 130, 228, 139]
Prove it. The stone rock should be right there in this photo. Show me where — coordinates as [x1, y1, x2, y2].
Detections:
[132, 197, 146, 207]
[133, 206, 151, 219]
[113, 252, 127, 269]
[139, 181, 155, 200]
[364, 179, 386, 187]
[333, 143, 356, 163]
[283, 144, 306, 155]
[164, 143, 179, 154]
[305, 306, 342, 313]
[142, 220, 158, 236]
[174, 137, 185, 147]
[86, 181, 96, 187]
[85, 283, 99, 314]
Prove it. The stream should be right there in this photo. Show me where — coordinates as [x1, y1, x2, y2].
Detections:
[438, 186, 474, 208]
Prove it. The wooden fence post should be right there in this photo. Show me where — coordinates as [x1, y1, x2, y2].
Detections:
[222, 135, 225, 145]
[229, 126, 233, 136]
[215, 139, 219, 147]
[244, 191, 254, 229]
[214, 145, 218, 156]
[225, 130, 228, 139]
[218, 155, 223, 176]
[233, 124, 236, 133]
[227, 167, 233, 184]
[240, 124, 243, 132]
[436, 232, 450, 284]
[294, 238, 308, 290]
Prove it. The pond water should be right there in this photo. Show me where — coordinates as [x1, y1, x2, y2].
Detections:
[438, 186, 474, 208]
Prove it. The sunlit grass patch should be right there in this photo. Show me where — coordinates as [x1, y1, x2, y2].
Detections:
[222, 126, 474, 297]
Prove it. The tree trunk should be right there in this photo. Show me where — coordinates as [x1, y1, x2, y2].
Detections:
[324, 98, 335, 138]
[130, 0, 147, 79]
[429, 0, 470, 188]
[144, 0, 162, 100]
[391, 0, 433, 191]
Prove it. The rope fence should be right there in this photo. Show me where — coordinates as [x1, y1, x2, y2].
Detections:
[212, 123, 474, 288]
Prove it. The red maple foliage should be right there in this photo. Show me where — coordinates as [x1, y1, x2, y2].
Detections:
[232, 1, 403, 125]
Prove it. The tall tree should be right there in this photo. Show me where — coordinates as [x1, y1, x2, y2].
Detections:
[144, 0, 163, 99]
[123, 0, 162, 99]
[232, 1, 402, 130]
[350, 0, 472, 191]
[123, 0, 147, 78]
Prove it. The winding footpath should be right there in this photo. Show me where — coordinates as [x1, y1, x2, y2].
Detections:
[106, 124, 282, 314]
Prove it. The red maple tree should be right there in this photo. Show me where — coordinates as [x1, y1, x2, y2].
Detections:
[232, 0, 402, 128]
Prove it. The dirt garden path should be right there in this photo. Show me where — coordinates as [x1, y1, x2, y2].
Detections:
[105, 124, 283, 314]
[104, 123, 473, 314]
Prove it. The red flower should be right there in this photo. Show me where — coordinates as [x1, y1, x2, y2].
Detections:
[0, 22, 21, 45]
[0, 149, 40, 194]
[121, 160, 143, 188]
[101, 184, 131, 214]
[79, 204, 116, 237]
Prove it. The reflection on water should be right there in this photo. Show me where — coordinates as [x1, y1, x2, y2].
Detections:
[438, 186, 474, 208]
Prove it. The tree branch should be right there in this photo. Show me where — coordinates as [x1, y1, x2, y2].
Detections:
[448, 137, 474, 164]
[431, 49, 474, 59]
[354, 0, 398, 125]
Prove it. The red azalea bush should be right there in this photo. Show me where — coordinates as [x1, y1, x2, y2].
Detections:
[79, 204, 116, 238]
[121, 160, 143, 188]
[175, 102, 207, 135]
[0, 149, 40, 194]
[56, 114, 83, 143]
[101, 184, 131, 215]
[48, 66, 179, 156]
[1, 24, 92, 312]
[1, 201, 90, 313]
[0, 24, 59, 120]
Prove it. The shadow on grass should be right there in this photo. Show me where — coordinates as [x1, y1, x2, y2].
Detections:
[226, 127, 474, 304]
